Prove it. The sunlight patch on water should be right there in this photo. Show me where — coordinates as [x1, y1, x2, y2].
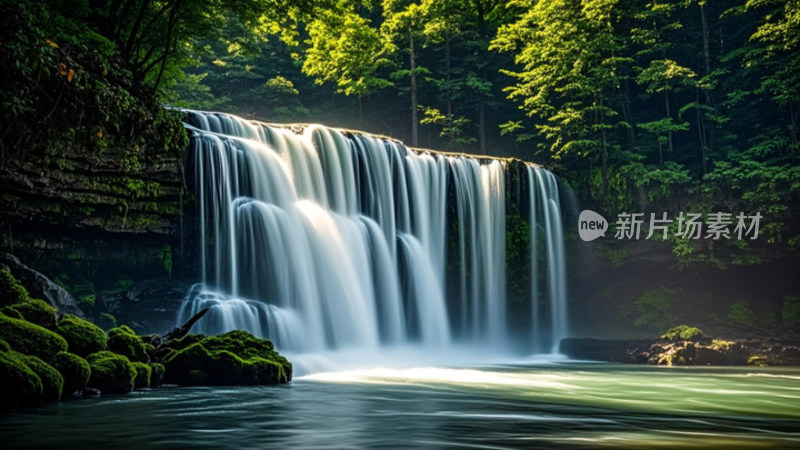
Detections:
[301, 363, 800, 419]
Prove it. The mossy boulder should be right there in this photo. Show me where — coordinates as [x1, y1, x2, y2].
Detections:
[150, 362, 165, 387]
[14, 352, 63, 403]
[661, 325, 705, 342]
[0, 313, 68, 362]
[52, 352, 91, 395]
[0, 351, 42, 411]
[107, 326, 149, 363]
[0, 339, 9, 352]
[96, 313, 117, 331]
[86, 351, 135, 394]
[132, 362, 151, 388]
[56, 314, 107, 357]
[164, 330, 291, 386]
[3, 299, 58, 330]
[0, 266, 29, 306]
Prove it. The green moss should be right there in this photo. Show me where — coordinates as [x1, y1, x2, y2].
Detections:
[711, 339, 733, 350]
[107, 326, 149, 363]
[5, 299, 58, 330]
[0, 312, 68, 362]
[86, 351, 136, 394]
[131, 361, 151, 388]
[0, 351, 43, 411]
[661, 325, 704, 341]
[164, 331, 291, 386]
[150, 362, 165, 387]
[14, 352, 63, 402]
[0, 267, 29, 306]
[1, 307, 24, 320]
[0, 339, 9, 352]
[96, 313, 117, 331]
[748, 354, 780, 367]
[52, 352, 91, 395]
[56, 314, 107, 357]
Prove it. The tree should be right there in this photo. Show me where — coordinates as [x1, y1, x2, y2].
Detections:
[302, 8, 393, 123]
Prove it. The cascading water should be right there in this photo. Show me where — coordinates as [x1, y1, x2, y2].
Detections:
[177, 110, 568, 359]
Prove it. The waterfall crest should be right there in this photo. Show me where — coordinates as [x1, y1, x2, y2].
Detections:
[179, 110, 568, 356]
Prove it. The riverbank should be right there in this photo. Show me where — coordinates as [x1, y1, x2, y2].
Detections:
[560, 325, 800, 366]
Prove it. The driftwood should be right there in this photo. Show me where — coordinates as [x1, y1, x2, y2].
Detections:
[162, 308, 209, 341]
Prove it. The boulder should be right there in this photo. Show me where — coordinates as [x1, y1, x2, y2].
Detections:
[106, 278, 193, 334]
[0, 312, 68, 363]
[52, 351, 91, 395]
[56, 314, 107, 357]
[0, 351, 43, 411]
[3, 299, 58, 330]
[164, 330, 291, 386]
[107, 325, 150, 363]
[0, 254, 83, 316]
[86, 351, 136, 394]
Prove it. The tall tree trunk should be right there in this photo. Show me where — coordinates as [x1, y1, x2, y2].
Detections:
[622, 79, 636, 149]
[409, 32, 419, 147]
[699, 1, 715, 156]
[696, 87, 707, 174]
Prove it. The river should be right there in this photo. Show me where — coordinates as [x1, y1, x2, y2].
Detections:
[2, 361, 799, 448]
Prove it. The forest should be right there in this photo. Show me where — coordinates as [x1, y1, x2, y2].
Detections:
[1, 0, 798, 267]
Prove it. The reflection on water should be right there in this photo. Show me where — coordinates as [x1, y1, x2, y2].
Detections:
[1, 363, 799, 448]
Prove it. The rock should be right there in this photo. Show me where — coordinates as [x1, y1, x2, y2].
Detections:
[131, 362, 151, 388]
[52, 351, 91, 395]
[0, 253, 83, 317]
[77, 388, 101, 398]
[13, 352, 63, 403]
[56, 314, 107, 357]
[86, 351, 136, 394]
[150, 362, 165, 387]
[107, 325, 150, 363]
[0, 350, 43, 411]
[109, 278, 193, 335]
[3, 299, 58, 330]
[163, 330, 292, 386]
[0, 312, 68, 363]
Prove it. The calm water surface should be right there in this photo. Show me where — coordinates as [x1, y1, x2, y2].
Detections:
[2, 362, 799, 448]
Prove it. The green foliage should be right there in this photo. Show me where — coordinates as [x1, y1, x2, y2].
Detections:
[14, 352, 63, 403]
[86, 351, 136, 394]
[164, 331, 291, 386]
[0, 267, 29, 306]
[56, 314, 108, 357]
[0, 312, 68, 362]
[782, 296, 800, 327]
[157, 245, 173, 278]
[52, 352, 91, 395]
[131, 362, 152, 388]
[633, 287, 679, 329]
[728, 300, 756, 326]
[107, 326, 149, 363]
[3, 299, 58, 330]
[661, 325, 705, 341]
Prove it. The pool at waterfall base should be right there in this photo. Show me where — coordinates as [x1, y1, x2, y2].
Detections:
[2, 360, 799, 448]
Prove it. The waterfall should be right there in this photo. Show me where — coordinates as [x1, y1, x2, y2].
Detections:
[179, 110, 568, 356]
